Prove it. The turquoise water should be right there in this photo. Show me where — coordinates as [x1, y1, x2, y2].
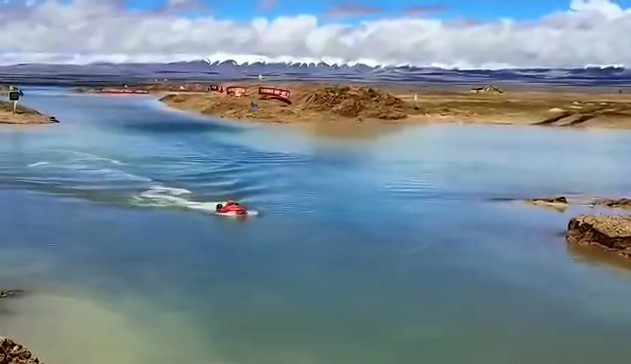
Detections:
[1, 87, 631, 364]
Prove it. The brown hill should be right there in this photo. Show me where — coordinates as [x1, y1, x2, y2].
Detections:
[159, 84, 411, 123]
[301, 85, 409, 120]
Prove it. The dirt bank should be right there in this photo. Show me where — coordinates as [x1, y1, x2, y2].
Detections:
[159, 83, 412, 124]
[78, 81, 631, 128]
[0, 101, 58, 125]
[566, 215, 631, 258]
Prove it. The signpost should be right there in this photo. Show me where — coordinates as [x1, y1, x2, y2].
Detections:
[258, 87, 290, 98]
[8, 86, 23, 115]
[226, 86, 247, 96]
[258, 86, 291, 104]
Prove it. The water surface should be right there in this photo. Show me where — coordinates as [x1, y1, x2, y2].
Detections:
[1, 88, 631, 364]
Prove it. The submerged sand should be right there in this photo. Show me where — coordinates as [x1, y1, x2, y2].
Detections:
[77, 82, 631, 129]
[0, 292, 214, 364]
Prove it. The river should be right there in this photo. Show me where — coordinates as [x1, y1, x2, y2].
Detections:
[1, 87, 631, 364]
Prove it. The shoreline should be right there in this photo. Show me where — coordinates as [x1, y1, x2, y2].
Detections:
[77, 81, 631, 129]
[0, 100, 58, 125]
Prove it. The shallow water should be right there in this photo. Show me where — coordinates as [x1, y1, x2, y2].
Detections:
[1, 87, 631, 364]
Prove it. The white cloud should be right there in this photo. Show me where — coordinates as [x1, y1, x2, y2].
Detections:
[0, 0, 629, 68]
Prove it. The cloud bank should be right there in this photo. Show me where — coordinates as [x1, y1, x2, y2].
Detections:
[0, 0, 629, 68]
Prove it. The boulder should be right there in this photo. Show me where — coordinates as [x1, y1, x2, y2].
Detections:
[566, 215, 631, 257]
[0, 338, 43, 364]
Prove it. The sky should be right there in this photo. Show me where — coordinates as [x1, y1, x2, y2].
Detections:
[119, 0, 631, 22]
[0, 0, 630, 68]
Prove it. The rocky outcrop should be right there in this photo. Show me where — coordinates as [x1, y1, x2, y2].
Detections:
[0, 338, 43, 364]
[590, 198, 631, 210]
[525, 196, 569, 211]
[566, 215, 631, 257]
[527, 196, 568, 204]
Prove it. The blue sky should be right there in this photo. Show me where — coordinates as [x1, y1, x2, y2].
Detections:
[121, 0, 631, 21]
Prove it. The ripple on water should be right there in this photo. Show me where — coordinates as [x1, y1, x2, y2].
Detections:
[47, 149, 126, 166]
[274, 199, 318, 216]
[0, 124, 315, 217]
[382, 176, 438, 196]
[238, 153, 309, 166]
[378, 161, 445, 202]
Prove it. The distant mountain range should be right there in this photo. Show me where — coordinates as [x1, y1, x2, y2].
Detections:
[0, 60, 628, 88]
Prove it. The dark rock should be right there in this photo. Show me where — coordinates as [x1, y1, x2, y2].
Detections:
[536, 196, 568, 204]
[0, 338, 43, 364]
[566, 215, 631, 257]
[0, 290, 24, 299]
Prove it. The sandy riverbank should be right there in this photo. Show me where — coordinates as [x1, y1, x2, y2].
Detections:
[78, 82, 631, 129]
[0, 101, 58, 125]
